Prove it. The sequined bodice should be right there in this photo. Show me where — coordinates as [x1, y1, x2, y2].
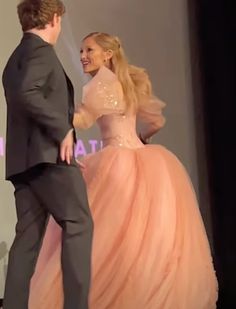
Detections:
[97, 113, 144, 148]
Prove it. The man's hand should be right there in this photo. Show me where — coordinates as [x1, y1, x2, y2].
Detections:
[60, 129, 74, 164]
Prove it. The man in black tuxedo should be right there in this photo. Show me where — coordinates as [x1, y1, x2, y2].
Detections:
[2, 1, 93, 308]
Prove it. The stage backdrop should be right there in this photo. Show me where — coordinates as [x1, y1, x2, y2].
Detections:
[0, 0, 202, 297]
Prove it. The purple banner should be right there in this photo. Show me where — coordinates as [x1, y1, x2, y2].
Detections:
[0, 137, 103, 158]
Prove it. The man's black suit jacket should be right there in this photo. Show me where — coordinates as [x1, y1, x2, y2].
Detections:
[2, 33, 76, 180]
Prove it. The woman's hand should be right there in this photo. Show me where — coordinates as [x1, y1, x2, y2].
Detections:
[138, 133, 151, 145]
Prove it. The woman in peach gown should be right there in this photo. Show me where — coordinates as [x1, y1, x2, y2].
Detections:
[29, 32, 218, 309]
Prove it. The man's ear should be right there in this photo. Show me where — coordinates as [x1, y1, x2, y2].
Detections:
[51, 13, 59, 27]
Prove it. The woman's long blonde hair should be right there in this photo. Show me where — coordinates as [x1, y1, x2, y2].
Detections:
[83, 32, 153, 111]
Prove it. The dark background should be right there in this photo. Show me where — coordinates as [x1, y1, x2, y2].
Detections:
[189, 0, 236, 308]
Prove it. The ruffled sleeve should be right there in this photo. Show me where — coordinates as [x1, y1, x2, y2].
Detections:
[137, 95, 166, 138]
[74, 66, 125, 129]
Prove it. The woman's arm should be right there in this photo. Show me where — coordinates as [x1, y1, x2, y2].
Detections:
[137, 96, 166, 143]
[73, 104, 95, 129]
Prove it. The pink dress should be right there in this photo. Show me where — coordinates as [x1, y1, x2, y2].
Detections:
[29, 66, 218, 309]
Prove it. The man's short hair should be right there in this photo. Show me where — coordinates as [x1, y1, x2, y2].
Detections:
[17, 0, 65, 32]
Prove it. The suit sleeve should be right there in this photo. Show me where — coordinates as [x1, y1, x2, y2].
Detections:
[18, 45, 72, 144]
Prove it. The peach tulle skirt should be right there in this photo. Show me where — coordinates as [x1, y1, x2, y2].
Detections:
[29, 145, 218, 309]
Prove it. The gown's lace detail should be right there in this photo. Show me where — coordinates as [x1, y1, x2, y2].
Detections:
[77, 66, 166, 148]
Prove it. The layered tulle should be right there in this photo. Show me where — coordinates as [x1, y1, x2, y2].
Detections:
[29, 145, 218, 309]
